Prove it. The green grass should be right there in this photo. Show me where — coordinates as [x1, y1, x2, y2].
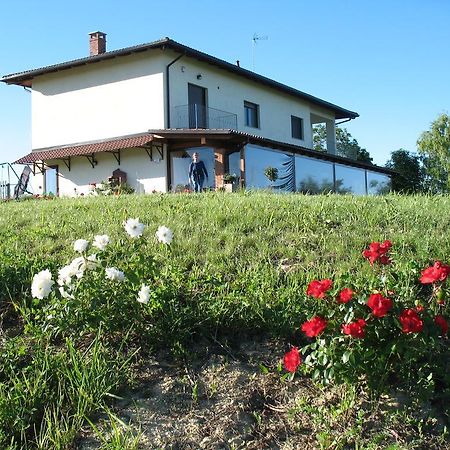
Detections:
[1, 192, 450, 448]
[2, 192, 450, 338]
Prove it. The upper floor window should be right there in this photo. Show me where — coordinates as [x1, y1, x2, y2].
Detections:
[291, 116, 304, 140]
[244, 101, 259, 128]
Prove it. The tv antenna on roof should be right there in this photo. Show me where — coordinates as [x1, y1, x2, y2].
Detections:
[252, 33, 268, 72]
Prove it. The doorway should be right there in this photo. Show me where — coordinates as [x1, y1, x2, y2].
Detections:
[188, 83, 207, 128]
[45, 165, 58, 196]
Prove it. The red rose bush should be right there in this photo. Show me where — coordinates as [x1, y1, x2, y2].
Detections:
[283, 240, 449, 388]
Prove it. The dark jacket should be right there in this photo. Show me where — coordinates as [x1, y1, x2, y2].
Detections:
[189, 161, 208, 181]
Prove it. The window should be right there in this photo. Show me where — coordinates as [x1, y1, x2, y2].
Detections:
[291, 116, 304, 140]
[244, 101, 259, 128]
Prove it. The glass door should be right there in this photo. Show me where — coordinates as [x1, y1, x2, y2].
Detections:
[188, 83, 207, 128]
[45, 165, 58, 195]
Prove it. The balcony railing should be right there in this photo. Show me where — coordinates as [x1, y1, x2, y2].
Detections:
[172, 104, 238, 130]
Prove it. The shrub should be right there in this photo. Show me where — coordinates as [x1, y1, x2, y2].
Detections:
[283, 241, 449, 396]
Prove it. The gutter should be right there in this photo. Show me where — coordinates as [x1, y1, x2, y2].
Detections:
[165, 52, 184, 128]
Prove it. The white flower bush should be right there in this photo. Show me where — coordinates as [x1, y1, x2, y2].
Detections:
[73, 239, 89, 253]
[29, 220, 173, 335]
[156, 226, 173, 245]
[93, 234, 110, 251]
[31, 269, 54, 299]
[124, 218, 145, 238]
[105, 267, 126, 282]
[137, 284, 151, 304]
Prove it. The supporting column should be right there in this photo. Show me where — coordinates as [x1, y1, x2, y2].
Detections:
[214, 148, 226, 188]
[240, 146, 246, 188]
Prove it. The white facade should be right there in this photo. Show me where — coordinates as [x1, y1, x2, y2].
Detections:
[167, 54, 335, 150]
[24, 43, 350, 196]
[34, 146, 167, 197]
[31, 48, 338, 151]
[32, 51, 166, 149]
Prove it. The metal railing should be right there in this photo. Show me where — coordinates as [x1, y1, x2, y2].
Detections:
[172, 104, 238, 130]
[0, 163, 33, 200]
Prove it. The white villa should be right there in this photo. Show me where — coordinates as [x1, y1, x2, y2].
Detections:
[2, 32, 391, 196]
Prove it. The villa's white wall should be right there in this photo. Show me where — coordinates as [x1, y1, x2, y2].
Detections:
[31, 146, 167, 196]
[30, 47, 341, 151]
[167, 54, 339, 148]
[32, 51, 167, 149]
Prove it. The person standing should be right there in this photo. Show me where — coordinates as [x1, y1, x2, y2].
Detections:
[189, 152, 208, 192]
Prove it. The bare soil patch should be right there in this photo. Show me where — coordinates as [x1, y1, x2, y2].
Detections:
[78, 337, 449, 450]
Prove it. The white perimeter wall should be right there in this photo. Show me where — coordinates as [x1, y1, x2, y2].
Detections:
[32, 51, 167, 149]
[168, 52, 337, 148]
[31, 146, 167, 196]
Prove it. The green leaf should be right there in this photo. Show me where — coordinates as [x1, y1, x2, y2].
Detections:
[342, 351, 351, 364]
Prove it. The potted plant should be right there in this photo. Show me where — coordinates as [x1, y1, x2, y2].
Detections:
[264, 166, 278, 187]
[223, 173, 238, 192]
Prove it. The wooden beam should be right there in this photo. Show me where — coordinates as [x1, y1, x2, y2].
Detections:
[108, 150, 121, 165]
[62, 156, 71, 171]
[85, 154, 98, 168]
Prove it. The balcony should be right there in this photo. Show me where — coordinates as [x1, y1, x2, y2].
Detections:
[172, 104, 237, 130]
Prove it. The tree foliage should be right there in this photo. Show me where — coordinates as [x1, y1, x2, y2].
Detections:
[417, 113, 450, 192]
[385, 149, 425, 193]
[313, 125, 373, 164]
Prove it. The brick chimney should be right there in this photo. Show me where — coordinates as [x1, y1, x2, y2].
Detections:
[89, 31, 107, 56]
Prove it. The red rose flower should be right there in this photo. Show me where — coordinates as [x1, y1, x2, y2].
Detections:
[301, 316, 328, 337]
[306, 279, 333, 299]
[434, 315, 448, 335]
[399, 309, 423, 334]
[367, 293, 393, 318]
[342, 319, 366, 338]
[283, 346, 301, 373]
[379, 240, 392, 253]
[338, 288, 354, 304]
[362, 240, 392, 265]
[419, 261, 450, 284]
[415, 305, 425, 313]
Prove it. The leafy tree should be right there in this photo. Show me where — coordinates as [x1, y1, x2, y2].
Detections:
[417, 113, 450, 192]
[313, 125, 373, 164]
[385, 149, 425, 193]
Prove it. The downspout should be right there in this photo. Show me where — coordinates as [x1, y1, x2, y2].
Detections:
[164, 51, 184, 193]
[165, 53, 184, 128]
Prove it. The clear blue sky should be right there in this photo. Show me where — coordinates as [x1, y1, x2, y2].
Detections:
[1, 0, 449, 166]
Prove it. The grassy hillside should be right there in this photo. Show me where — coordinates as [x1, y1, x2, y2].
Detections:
[1, 192, 449, 449]
[2, 192, 450, 337]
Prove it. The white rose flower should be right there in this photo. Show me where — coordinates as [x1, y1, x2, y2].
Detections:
[86, 254, 99, 270]
[70, 257, 86, 278]
[105, 267, 126, 282]
[156, 226, 173, 245]
[124, 218, 145, 238]
[93, 234, 110, 251]
[57, 264, 76, 286]
[137, 284, 151, 304]
[59, 286, 74, 299]
[31, 269, 54, 299]
[73, 239, 89, 253]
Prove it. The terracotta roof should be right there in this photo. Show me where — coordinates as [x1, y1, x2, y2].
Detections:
[14, 129, 392, 175]
[2, 38, 358, 120]
[14, 133, 154, 164]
